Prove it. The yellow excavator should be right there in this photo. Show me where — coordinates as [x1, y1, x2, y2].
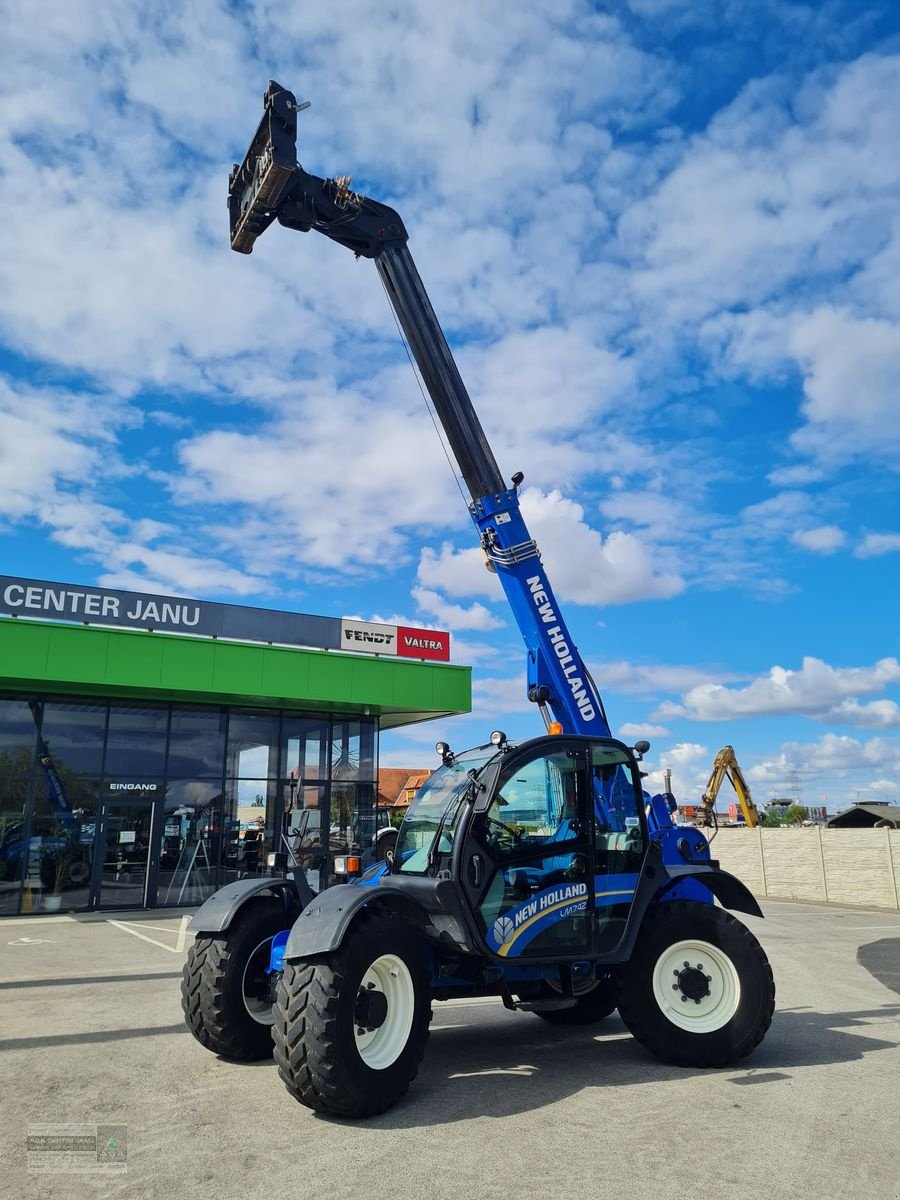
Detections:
[697, 746, 760, 829]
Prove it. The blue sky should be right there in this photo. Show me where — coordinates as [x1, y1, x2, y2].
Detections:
[1, 0, 899, 813]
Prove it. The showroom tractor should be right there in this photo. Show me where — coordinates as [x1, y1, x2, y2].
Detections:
[181, 82, 775, 1117]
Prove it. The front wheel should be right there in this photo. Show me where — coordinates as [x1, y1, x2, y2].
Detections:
[615, 900, 774, 1067]
[273, 909, 432, 1118]
[181, 899, 286, 1060]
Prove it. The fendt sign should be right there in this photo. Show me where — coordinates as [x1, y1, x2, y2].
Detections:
[0, 576, 450, 663]
[340, 619, 450, 661]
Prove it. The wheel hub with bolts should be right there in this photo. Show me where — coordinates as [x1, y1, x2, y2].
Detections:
[353, 953, 415, 1070]
[355, 983, 389, 1032]
[673, 961, 712, 1004]
[651, 937, 742, 1034]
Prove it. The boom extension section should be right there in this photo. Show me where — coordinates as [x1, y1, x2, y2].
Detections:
[229, 82, 627, 756]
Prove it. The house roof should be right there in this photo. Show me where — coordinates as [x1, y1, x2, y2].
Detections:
[377, 767, 431, 807]
[827, 803, 900, 829]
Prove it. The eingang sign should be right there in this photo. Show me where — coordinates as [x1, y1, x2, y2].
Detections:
[0, 575, 450, 663]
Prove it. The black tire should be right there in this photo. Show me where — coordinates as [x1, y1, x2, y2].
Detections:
[374, 829, 398, 861]
[615, 900, 775, 1067]
[534, 976, 618, 1026]
[181, 899, 287, 1061]
[273, 909, 432, 1118]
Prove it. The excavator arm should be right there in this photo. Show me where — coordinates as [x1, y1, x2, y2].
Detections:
[698, 746, 760, 829]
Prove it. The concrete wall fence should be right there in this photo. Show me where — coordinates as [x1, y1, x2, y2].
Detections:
[709, 827, 900, 911]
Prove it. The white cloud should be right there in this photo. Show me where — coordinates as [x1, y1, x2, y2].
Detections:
[641, 742, 709, 803]
[856, 532, 900, 558]
[411, 587, 503, 632]
[0, 381, 128, 519]
[418, 543, 499, 600]
[617, 722, 671, 739]
[667, 656, 900, 725]
[599, 660, 737, 696]
[790, 525, 846, 554]
[869, 779, 899, 794]
[746, 733, 900, 807]
[416, 487, 684, 608]
[788, 307, 900, 463]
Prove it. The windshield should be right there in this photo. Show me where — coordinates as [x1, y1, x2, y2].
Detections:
[395, 745, 499, 874]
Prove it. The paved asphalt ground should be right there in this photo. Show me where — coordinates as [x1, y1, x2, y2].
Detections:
[1, 899, 898, 1200]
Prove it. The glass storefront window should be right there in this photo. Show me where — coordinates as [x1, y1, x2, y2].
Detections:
[0, 775, 31, 915]
[167, 709, 226, 778]
[220, 778, 277, 886]
[330, 719, 376, 783]
[227, 711, 280, 779]
[0, 696, 381, 915]
[158, 780, 221, 907]
[28, 813, 95, 913]
[39, 702, 106, 776]
[282, 715, 329, 782]
[284, 781, 329, 893]
[0, 697, 38, 774]
[105, 706, 169, 776]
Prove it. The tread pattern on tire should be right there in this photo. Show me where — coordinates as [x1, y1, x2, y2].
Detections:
[615, 899, 775, 1068]
[273, 908, 432, 1118]
[181, 899, 284, 1061]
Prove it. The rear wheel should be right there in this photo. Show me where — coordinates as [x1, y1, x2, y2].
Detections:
[374, 829, 398, 861]
[273, 909, 432, 1118]
[181, 899, 286, 1061]
[615, 900, 774, 1067]
[533, 975, 618, 1025]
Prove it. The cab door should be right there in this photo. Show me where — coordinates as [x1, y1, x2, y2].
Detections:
[460, 740, 593, 960]
[589, 743, 648, 953]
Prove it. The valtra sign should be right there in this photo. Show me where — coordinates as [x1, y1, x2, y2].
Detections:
[339, 619, 450, 662]
[1, 574, 450, 663]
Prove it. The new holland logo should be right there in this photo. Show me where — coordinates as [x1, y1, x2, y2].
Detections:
[492, 915, 516, 945]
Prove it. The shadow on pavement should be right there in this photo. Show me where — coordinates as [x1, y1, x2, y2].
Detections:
[0, 1023, 189, 1052]
[857, 938, 900, 996]
[0, 970, 182, 991]
[326, 1001, 900, 1129]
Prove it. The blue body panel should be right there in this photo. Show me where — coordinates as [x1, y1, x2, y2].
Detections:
[471, 489, 610, 738]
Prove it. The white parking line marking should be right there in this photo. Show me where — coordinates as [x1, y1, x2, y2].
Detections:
[176, 915, 189, 953]
[106, 919, 183, 954]
[105, 922, 194, 937]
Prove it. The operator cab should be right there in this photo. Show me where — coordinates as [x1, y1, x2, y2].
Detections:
[392, 734, 648, 961]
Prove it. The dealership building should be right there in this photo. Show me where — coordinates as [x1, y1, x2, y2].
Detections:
[0, 575, 469, 917]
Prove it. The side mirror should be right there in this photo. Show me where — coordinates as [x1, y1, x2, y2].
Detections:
[633, 740, 651, 759]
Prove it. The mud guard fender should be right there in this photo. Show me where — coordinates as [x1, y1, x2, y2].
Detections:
[187, 871, 311, 934]
[658, 865, 763, 918]
[284, 882, 434, 959]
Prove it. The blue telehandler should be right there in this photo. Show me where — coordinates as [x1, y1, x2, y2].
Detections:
[182, 82, 775, 1118]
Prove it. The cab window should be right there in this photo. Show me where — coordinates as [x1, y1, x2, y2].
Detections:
[483, 748, 584, 861]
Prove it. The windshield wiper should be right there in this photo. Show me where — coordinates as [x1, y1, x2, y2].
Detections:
[426, 772, 477, 873]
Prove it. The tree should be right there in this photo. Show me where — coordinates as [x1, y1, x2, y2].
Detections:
[781, 805, 808, 826]
[761, 811, 783, 828]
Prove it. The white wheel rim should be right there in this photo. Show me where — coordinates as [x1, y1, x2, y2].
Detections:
[651, 938, 741, 1033]
[242, 936, 276, 1026]
[354, 953, 415, 1070]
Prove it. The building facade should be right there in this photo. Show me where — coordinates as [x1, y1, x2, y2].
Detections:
[0, 582, 469, 917]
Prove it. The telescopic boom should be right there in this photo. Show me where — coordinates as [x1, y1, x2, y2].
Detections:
[229, 81, 613, 741]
